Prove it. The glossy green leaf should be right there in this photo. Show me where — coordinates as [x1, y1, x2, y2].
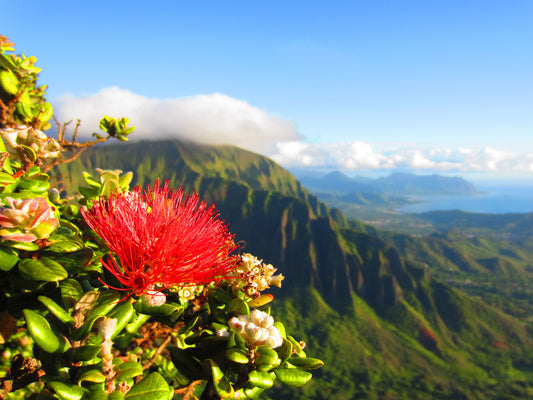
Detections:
[79, 186, 99, 200]
[167, 345, 204, 380]
[274, 368, 312, 387]
[276, 338, 293, 363]
[23, 309, 69, 353]
[134, 301, 184, 325]
[70, 345, 101, 362]
[17, 177, 50, 192]
[244, 385, 265, 398]
[247, 294, 274, 308]
[287, 356, 324, 370]
[227, 298, 250, 317]
[60, 278, 84, 308]
[48, 381, 88, 400]
[0, 247, 19, 271]
[0, 172, 15, 185]
[248, 370, 274, 389]
[81, 172, 101, 189]
[255, 345, 279, 366]
[37, 295, 75, 326]
[108, 301, 134, 339]
[115, 361, 143, 382]
[226, 348, 249, 364]
[46, 239, 86, 253]
[18, 258, 68, 282]
[71, 315, 103, 341]
[100, 179, 120, 197]
[109, 392, 125, 400]
[87, 291, 121, 320]
[286, 335, 305, 357]
[206, 359, 234, 398]
[177, 314, 199, 335]
[125, 372, 172, 400]
[78, 369, 106, 384]
[273, 321, 286, 338]
[3, 240, 39, 251]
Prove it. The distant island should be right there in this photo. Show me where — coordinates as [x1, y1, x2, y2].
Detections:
[298, 170, 479, 196]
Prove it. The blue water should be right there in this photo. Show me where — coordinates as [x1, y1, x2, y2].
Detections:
[397, 185, 533, 214]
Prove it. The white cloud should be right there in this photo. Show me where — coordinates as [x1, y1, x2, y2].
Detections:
[53, 87, 302, 154]
[52, 88, 533, 176]
[270, 141, 533, 175]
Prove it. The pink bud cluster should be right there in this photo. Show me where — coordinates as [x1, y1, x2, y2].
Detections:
[1, 126, 61, 162]
[228, 309, 283, 349]
[0, 197, 58, 242]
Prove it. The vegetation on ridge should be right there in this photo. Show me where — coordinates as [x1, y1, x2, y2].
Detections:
[55, 139, 533, 399]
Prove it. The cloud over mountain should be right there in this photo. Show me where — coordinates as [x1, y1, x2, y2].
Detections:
[53, 87, 302, 154]
[271, 141, 533, 174]
[53, 88, 533, 176]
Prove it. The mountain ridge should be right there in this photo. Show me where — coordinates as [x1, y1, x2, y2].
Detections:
[54, 139, 533, 399]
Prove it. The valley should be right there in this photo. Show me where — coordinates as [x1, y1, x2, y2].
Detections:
[55, 140, 533, 399]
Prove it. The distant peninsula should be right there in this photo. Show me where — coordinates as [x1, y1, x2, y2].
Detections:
[298, 170, 479, 197]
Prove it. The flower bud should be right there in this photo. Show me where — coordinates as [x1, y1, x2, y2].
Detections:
[140, 290, 166, 306]
[0, 197, 58, 242]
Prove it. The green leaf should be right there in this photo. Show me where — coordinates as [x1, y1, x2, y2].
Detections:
[206, 359, 234, 398]
[37, 295, 75, 326]
[134, 301, 184, 325]
[167, 346, 204, 380]
[46, 238, 86, 253]
[255, 345, 279, 366]
[107, 302, 134, 339]
[276, 338, 293, 363]
[0, 247, 19, 271]
[70, 345, 101, 362]
[227, 298, 250, 317]
[77, 369, 106, 385]
[3, 240, 39, 251]
[23, 309, 69, 353]
[274, 368, 312, 387]
[60, 278, 84, 308]
[18, 258, 68, 281]
[0, 172, 15, 185]
[49, 248, 93, 272]
[87, 291, 121, 320]
[248, 370, 274, 389]
[287, 356, 324, 370]
[226, 348, 249, 364]
[100, 179, 120, 197]
[125, 372, 172, 400]
[81, 172, 101, 189]
[115, 361, 143, 382]
[71, 315, 103, 342]
[48, 381, 88, 400]
[17, 177, 50, 192]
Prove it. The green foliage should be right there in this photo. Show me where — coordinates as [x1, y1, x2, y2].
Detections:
[58, 139, 533, 399]
[0, 39, 321, 400]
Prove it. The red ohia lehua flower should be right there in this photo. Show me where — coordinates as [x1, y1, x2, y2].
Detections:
[81, 179, 238, 296]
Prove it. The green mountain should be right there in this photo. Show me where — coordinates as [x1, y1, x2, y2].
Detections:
[55, 140, 533, 399]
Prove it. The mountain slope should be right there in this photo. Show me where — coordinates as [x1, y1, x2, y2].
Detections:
[54, 140, 533, 399]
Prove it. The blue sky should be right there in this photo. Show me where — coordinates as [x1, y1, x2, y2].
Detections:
[3, 1, 533, 180]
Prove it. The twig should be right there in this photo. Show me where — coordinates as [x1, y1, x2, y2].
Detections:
[142, 335, 172, 370]
[175, 380, 203, 400]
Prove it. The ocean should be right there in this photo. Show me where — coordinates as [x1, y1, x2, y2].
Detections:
[397, 184, 533, 214]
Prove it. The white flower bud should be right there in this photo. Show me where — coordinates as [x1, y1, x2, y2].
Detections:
[260, 315, 274, 329]
[245, 322, 260, 341]
[140, 290, 166, 307]
[250, 309, 266, 325]
[265, 335, 283, 349]
[217, 328, 230, 337]
[257, 327, 270, 343]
